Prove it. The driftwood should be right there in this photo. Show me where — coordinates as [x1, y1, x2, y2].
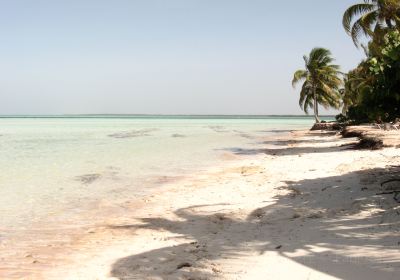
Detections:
[376, 191, 399, 195]
[376, 191, 400, 203]
[378, 179, 400, 203]
[381, 179, 400, 186]
[176, 262, 192, 269]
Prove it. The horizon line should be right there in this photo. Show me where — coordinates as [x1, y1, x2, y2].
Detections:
[0, 114, 336, 118]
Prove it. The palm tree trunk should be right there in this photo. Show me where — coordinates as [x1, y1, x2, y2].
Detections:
[313, 87, 320, 123]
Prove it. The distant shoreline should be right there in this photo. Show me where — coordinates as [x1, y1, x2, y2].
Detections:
[0, 114, 336, 119]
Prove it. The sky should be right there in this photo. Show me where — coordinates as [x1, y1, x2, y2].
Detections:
[0, 0, 366, 115]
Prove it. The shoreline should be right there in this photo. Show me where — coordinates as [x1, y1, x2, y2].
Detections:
[3, 128, 400, 279]
[0, 127, 279, 279]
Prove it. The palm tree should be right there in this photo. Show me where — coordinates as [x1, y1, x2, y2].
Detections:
[341, 62, 374, 115]
[292, 48, 342, 123]
[343, 0, 400, 46]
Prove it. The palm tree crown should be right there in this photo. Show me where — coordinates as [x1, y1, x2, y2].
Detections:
[292, 48, 342, 123]
[343, 0, 400, 46]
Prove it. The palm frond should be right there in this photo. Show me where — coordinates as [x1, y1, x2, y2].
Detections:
[292, 70, 308, 88]
[343, 3, 375, 34]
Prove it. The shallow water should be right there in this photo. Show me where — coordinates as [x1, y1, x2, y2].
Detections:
[0, 116, 319, 234]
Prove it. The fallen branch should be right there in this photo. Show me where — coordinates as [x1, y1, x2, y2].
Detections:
[381, 179, 400, 187]
[376, 191, 399, 195]
[376, 191, 400, 203]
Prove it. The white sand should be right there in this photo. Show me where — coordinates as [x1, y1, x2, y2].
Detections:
[6, 130, 400, 279]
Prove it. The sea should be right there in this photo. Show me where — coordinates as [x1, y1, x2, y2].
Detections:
[0, 116, 327, 241]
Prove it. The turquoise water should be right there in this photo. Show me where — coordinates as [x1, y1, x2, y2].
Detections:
[0, 116, 320, 232]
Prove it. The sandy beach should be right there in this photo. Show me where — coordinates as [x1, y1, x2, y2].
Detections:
[3, 128, 399, 279]
[2, 0, 399, 278]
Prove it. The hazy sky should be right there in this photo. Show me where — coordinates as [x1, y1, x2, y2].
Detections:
[0, 0, 365, 115]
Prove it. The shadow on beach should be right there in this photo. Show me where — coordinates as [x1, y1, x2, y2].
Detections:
[109, 163, 400, 280]
[221, 135, 356, 156]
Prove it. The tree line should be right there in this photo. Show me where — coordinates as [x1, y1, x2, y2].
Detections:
[293, 0, 400, 124]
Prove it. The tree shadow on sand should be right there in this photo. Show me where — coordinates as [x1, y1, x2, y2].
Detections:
[110, 166, 400, 280]
[260, 138, 342, 146]
[221, 132, 358, 156]
[220, 144, 354, 156]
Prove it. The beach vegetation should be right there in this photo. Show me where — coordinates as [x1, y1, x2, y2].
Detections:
[337, 0, 400, 124]
[341, 36, 400, 122]
[293, 1, 400, 124]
